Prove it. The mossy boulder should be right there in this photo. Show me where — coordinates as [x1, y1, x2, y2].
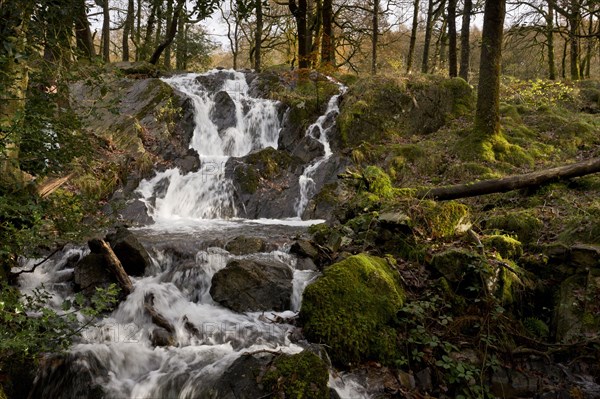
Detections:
[299, 254, 404, 366]
[482, 234, 523, 259]
[555, 271, 600, 343]
[486, 210, 543, 245]
[411, 200, 470, 239]
[262, 351, 330, 399]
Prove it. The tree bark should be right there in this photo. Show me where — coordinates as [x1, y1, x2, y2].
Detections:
[102, 0, 110, 62]
[422, 0, 435, 73]
[144, 293, 175, 333]
[474, 0, 506, 137]
[547, 0, 556, 80]
[254, 0, 263, 71]
[372, 0, 379, 75]
[141, 0, 159, 60]
[406, 0, 419, 74]
[74, 0, 95, 59]
[321, 0, 334, 67]
[569, 1, 581, 80]
[163, 0, 174, 68]
[176, 6, 187, 69]
[149, 0, 185, 65]
[418, 157, 600, 201]
[89, 239, 133, 296]
[459, 0, 472, 81]
[289, 0, 309, 68]
[447, 0, 458, 77]
[122, 0, 135, 61]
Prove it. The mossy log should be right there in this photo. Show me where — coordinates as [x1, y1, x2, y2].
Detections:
[88, 239, 133, 295]
[418, 157, 600, 200]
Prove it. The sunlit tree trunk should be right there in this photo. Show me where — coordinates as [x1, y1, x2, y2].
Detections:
[569, 0, 581, 80]
[459, 0, 472, 81]
[474, 0, 506, 137]
[406, 0, 419, 73]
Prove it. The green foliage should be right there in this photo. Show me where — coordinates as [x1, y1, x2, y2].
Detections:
[502, 77, 576, 109]
[0, 283, 119, 366]
[262, 351, 329, 399]
[299, 254, 404, 366]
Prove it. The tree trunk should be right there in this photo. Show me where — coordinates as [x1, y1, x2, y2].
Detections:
[447, 0, 458, 77]
[74, 0, 95, 59]
[321, 0, 334, 67]
[474, 0, 506, 137]
[583, 12, 594, 78]
[102, 0, 110, 62]
[418, 157, 600, 201]
[254, 0, 263, 71]
[135, 0, 142, 60]
[422, 0, 435, 73]
[569, 0, 581, 80]
[406, 0, 419, 74]
[141, 1, 159, 60]
[0, 1, 33, 187]
[123, 0, 135, 61]
[163, 0, 174, 69]
[290, 0, 309, 68]
[43, 0, 74, 69]
[176, 6, 187, 69]
[547, 0, 556, 80]
[149, 0, 184, 65]
[372, 0, 379, 75]
[459, 0, 472, 81]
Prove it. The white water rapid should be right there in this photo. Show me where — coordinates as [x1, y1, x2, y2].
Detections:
[137, 71, 281, 221]
[295, 82, 347, 218]
[19, 70, 369, 398]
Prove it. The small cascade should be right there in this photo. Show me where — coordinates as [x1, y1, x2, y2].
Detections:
[137, 71, 281, 221]
[295, 83, 347, 218]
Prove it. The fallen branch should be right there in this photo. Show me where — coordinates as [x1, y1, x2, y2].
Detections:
[37, 173, 73, 198]
[417, 157, 600, 200]
[11, 245, 65, 276]
[88, 239, 133, 295]
[144, 293, 174, 333]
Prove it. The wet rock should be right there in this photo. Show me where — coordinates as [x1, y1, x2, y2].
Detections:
[205, 352, 274, 399]
[117, 198, 153, 226]
[172, 148, 200, 174]
[570, 244, 600, 269]
[296, 257, 318, 271]
[225, 236, 267, 255]
[290, 239, 319, 259]
[291, 136, 325, 163]
[113, 61, 160, 77]
[150, 327, 174, 347]
[211, 91, 237, 133]
[210, 258, 293, 312]
[28, 352, 108, 399]
[196, 70, 236, 93]
[106, 227, 152, 276]
[74, 253, 117, 297]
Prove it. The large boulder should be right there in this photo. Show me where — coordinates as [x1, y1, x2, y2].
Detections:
[73, 253, 117, 297]
[211, 91, 237, 133]
[106, 226, 152, 276]
[299, 254, 405, 366]
[195, 70, 236, 92]
[210, 258, 293, 312]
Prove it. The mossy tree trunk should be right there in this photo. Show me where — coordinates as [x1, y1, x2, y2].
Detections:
[74, 0, 95, 59]
[122, 0, 135, 61]
[421, 0, 435, 73]
[546, 0, 556, 80]
[254, 0, 263, 72]
[459, 0, 472, 81]
[0, 1, 33, 188]
[102, 0, 110, 61]
[474, 0, 506, 138]
[447, 0, 458, 77]
[406, 0, 419, 73]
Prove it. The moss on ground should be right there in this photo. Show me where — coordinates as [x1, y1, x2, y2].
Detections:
[482, 234, 523, 259]
[486, 210, 543, 245]
[299, 254, 404, 366]
[262, 351, 329, 399]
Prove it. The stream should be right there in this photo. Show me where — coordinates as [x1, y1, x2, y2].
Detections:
[18, 70, 369, 398]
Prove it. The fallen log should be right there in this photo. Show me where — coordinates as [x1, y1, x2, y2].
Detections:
[417, 157, 600, 201]
[144, 293, 175, 334]
[88, 238, 134, 296]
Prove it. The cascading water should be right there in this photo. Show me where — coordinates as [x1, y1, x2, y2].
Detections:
[295, 82, 347, 218]
[137, 71, 281, 221]
[20, 70, 369, 398]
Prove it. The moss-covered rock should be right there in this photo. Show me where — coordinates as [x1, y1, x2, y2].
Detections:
[486, 210, 543, 245]
[412, 200, 470, 239]
[483, 234, 523, 259]
[262, 351, 330, 399]
[299, 254, 404, 366]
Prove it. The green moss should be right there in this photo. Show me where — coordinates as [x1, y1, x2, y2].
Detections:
[486, 210, 543, 244]
[362, 166, 395, 198]
[482, 234, 523, 259]
[262, 351, 329, 399]
[300, 254, 404, 366]
[413, 200, 470, 239]
[234, 166, 260, 194]
[441, 77, 475, 117]
[523, 317, 550, 339]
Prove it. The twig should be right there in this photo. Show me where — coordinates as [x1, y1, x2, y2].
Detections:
[12, 245, 65, 276]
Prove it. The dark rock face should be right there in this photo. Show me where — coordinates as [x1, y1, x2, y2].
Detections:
[211, 91, 237, 133]
[28, 353, 108, 399]
[205, 352, 274, 399]
[150, 327, 174, 347]
[210, 259, 293, 312]
[226, 147, 304, 219]
[225, 236, 267, 255]
[106, 227, 152, 276]
[196, 71, 236, 93]
[74, 253, 117, 297]
[291, 136, 325, 163]
[115, 198, 154, 226]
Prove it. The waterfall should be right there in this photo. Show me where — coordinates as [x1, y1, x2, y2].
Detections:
[295, 83, 346, 218]
[137, 71, 281, 221]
